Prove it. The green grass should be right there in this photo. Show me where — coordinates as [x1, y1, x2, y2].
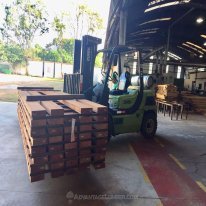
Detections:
[0, 90, 18, 102]
[0, 74, 64, 102]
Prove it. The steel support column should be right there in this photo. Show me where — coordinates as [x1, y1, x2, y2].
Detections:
[119, 9, 127, 45]
[164, 8, 194, 68]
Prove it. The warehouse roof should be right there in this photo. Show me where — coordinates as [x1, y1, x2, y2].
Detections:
[106, 0, 206, 65]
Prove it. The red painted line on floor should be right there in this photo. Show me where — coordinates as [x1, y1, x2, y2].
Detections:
[131, 140, 206, 206]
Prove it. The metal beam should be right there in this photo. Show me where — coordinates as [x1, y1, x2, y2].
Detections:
[187, 3, 206, 10]
[73, 40, 82, 73]
[105, 0, 123, 48]
[144, 60, 206, 68]
[164, 8, 194, 67]
[119, 9, 127, 45]
[142, 46, 164, 61]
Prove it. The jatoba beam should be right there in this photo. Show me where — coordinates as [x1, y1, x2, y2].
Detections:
[17, 88, 108, 182]
[26, 94, 85, 101]
[21, 99, 47, 118]
[17, 87, 54, 90]
[78, 99, 108, 113]
[40, 101, 64, 116]
[60, 100, 93, 114]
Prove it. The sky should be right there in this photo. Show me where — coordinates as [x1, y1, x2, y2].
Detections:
[0, 0, 111, 47]
[43, 0, 110, 21]
[39, 0, 111, 47]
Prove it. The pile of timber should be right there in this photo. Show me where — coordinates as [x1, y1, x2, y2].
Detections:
[182, 93, 206, 115]
[17, 87, 108, 182]
[156, 84, 178, 101]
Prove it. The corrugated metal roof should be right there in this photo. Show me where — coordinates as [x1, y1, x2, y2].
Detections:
[106, 0, 206, 65]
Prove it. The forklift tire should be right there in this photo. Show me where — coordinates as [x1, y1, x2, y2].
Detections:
[141, 112, 157, 139]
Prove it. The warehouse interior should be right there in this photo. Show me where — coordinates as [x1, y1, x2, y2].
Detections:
[1, 0, 206, 206]
[106, 0, 206, 95]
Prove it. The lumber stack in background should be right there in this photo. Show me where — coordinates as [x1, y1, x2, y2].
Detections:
[182, 93, 206, 115]
[17, 87, 108, 182]
[156, 84, 178, 101]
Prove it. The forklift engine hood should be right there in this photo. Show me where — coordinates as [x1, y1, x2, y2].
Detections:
[109, 89, 139, 110]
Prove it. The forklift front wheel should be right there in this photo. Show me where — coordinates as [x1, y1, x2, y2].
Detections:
[141, 112, 157, 139]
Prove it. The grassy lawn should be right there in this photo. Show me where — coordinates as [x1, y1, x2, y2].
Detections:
[0, 74, 64, 102]
[0, 89, 18, 102]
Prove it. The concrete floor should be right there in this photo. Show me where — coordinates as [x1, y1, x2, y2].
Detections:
[157, 112, 206, 185]
[0, 102, 206, 206]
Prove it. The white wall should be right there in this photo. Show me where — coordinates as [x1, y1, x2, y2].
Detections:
[15, 60, 73, 78]
[28, 61, 43, 76]
[184, 71, 206, 90]
[55, 63, 63, 78]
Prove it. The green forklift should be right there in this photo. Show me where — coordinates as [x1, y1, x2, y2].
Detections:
[64, 35, 157, 140]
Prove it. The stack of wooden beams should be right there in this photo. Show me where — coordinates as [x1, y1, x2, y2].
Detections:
[17, 87, 108, 182]
[156, 84, 178, 101]
[182, 93, 206, 115]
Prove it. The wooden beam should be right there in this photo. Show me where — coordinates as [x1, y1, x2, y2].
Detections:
[60, 100, 93, 114]
[40, 101, 64, 116]
[17, 87, 54, 90]
[26, 94, 84, 101]
[78, 99, 108, 114]
[20, 98, 47, 118]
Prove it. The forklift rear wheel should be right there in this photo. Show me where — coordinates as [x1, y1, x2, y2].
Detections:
[141, 112, 157, 139]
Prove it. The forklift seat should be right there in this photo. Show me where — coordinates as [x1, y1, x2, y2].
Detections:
[110, 72, 131, 95]
[127, 76, 140, 93]
[109, 75, 139, 110]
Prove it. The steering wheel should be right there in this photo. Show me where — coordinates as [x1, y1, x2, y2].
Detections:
[110, 71, 119, 84]
[101, 69, 119, 83]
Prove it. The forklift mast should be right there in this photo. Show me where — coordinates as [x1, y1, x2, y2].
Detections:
[64, 35, 101, 97]
[81, 36, 102, 100]
[78, 35, 102, 99]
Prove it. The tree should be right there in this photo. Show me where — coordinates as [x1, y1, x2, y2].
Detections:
[87, 11, 103, 36]
[0, 1, 104, 73]
[61, 39, 75, 57]
[67, 4, 104, 39]
[33, 44, 44, 60]
[0, 0, 49, 74]
[95, 52, 103, 68]
[52, 16, 66, 49]
[1, 0, 49, 50]
[0, 42, 26, 68]
[75, 4, 88, 39]
[34, 39, 74, 64]
[0, 41, 7, 62]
